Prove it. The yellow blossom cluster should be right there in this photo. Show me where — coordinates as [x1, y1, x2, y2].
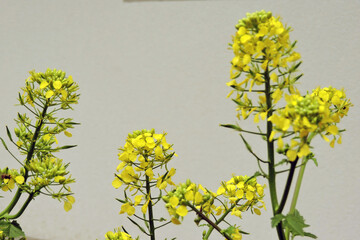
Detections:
[1, 69, 79, 217]
[162, 179, 215, 224]
[269, 87, 352, 161]
[112, 129, 176, 216]
[0, 168, 25, 192]
[23, 69, 79, 108]
[163, 175, 265, 231]
[105, 229, 135, 240]
[227, 10, 302, 122]
[216, 175, 265, 217]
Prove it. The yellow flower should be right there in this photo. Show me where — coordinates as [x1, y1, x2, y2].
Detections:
[176, 205, 188, 217]
[120, 202, 135, 216]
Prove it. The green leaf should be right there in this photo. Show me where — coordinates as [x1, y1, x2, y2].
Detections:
[0, 137, 9, 150]
[271, 214, 285, 228]
[220, 124, 242, 132]
[303, 232, 317, 239]
[0, 220, 25, 238]
[116, 198, 126, 204]
[57, 145, 77, 150]
[6, 126, 13, 141]
[284, 210, 309, 236]
[18, 93, 24, 105]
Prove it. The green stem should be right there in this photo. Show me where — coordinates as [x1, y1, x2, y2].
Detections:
[276, 158, 298, 214]
[1, 193, 35, 219]
[188, 204, 233, 240]
[285, 158, 307, 240]
[145, 174, 155, 240]
[0, 102, 48, 219]
[264, 66, 285, 240]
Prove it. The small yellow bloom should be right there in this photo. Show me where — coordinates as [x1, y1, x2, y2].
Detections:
[176, 205, 188, 217]
[53, 80, 62, 90]
[64, 201, 72, 212]
[15, 175, 24, 184]
[112, 177, 122, 189]
[45, 90, 54, 98]
[40, 81, 49, 89]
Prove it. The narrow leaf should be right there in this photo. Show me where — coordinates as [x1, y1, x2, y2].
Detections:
[239, 134, 252, 152]
[0, 137, 9, 150]
[220, 124, 242, 132]
[127, 217, 148, 235]
[304, 232, 318, 239]
[6, 126, 13, 141]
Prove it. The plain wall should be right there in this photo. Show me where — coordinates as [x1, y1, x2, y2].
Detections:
[0, 0, 359, 239]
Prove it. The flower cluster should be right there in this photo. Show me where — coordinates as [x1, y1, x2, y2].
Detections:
[269, 87, 352, 161]
[23, 69, 79, 108]
[1, 69, 79, 217]
[216, 175, 265, 217]
[104, 229, 135, 240]
[162, 179, 215, 224]
[163, 175, 265, 240]
[227, 10, 302, 123]
[112, 129, 176, 216]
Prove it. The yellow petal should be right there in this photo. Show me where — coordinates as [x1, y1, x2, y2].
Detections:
[64, 201, 72, 212]
[67, 195, 75, 204]
[45, 90, 54, 98]
[246, 191, 254, 201]
[171, 217, 181, 225]
[286, 149, 297, 161]
[15, 176, 24, 184]
[169, 196, 179, 208]
[326, 125, 338, 135]
[64, 131, 72, 137]
[176, 205, 188, 217]
[40, 81, 49, 89]
[112, 178, 123, 189]
[53, 80, 62, 90]
[134, 195, 143, 205]
[298, 144, 311, 158]
[141, 200, 149, 214]
[254, 208, 261, 215]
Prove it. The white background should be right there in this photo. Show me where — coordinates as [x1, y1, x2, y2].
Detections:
[0, 0, 359, 239]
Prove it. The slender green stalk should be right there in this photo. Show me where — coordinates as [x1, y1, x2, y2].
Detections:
[0, 102, 48, 219]
[276, 158, 298, 214]
[145, 174, 155, 240]
[188, 204, 233, 240]
[285, 158, 307, 239]
[264, 67, 285, 240]
[1, 193, 35, 219]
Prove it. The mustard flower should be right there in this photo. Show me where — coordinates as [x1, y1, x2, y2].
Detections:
[227, 10, 302, 122]
[269, 87, 352, 161]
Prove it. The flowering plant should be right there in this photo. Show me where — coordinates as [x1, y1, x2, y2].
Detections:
[224, 10, 352, 240]
[0, 69, 79, 239]
[105, 10, 352, 240]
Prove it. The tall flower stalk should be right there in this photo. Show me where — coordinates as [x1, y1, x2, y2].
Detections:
[0, 69, 79, 239]
[224, 10, 352, 240]
[110, 129, 177, 240]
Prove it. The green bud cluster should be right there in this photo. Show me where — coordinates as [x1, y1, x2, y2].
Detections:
[288, 95, 322, 125]
[27, 156, 67, 180]
[236, 10, 272, 29]
[128, 128, 155, 138]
